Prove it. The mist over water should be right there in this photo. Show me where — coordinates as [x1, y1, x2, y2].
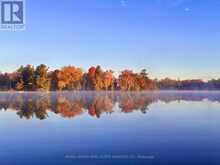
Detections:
[0, 91, 220, 165]
[1, 91, 220, 120]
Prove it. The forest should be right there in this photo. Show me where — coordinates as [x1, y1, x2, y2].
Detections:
[0, 64, 220, 91]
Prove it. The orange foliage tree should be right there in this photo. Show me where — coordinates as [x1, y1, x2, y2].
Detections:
[119, 70, 137, 90]
[119, 69, 157, 91]
[57, 66, 83, 90]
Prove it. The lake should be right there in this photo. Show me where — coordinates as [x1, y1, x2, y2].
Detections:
[0, 91, 219, 165]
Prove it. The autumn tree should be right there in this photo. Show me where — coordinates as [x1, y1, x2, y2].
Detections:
[94, 65, 104, 90]
[137, 69, 157, 90]
[102, 70, 114, 90]
[85, 66, 96, 90]
[84, 65, 103, 90]
[34, 64, 50, 91]
[83, 66, 114, 90]
[57, 66, 83, 90]
[119, 70, 137, 90]
[118, 69, 157, 91]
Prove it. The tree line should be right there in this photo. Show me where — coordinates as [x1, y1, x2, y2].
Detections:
[157, 78, 220, 90]
[0, 64, 220, 91]
[0, 64, 156, 91]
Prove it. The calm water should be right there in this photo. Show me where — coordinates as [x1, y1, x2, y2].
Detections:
[0, 91, 220, 165]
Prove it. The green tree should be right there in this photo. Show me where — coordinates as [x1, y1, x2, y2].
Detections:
[16, 65, 35, 91]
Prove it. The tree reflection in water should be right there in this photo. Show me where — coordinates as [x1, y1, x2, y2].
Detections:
[0, 91, 220, 120]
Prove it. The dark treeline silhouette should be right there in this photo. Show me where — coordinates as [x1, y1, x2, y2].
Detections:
[0, 92, 220, 120]
[157, 78, 220, 90]
[0, 64, 220, 91]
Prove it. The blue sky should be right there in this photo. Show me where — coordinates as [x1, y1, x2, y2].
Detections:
[0, 0, 219, 80]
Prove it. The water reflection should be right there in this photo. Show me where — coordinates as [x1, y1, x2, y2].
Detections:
[0, 91, 220, 120]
